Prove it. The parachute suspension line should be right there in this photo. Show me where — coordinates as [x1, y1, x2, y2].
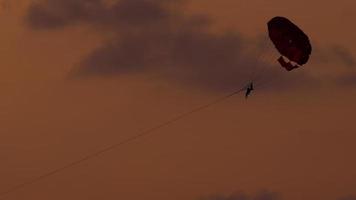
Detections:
[255, 48, 276, 82]
[251, 44, 275, 85]
[256, 60, 280, 89]
[255, 69, 286, 93]
[243, 35, 275, 89]
[255, 55, 290, 92]
[247, 38, 272, 84]
[0, 86, 246, 199]
[246, 40, 268, 83]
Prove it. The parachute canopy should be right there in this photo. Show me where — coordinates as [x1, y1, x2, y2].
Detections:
[268, 16, 312, 71]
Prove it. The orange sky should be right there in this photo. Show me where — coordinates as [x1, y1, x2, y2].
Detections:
[0, 1, 356, 200]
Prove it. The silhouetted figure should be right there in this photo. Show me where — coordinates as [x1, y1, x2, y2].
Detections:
[245, 82, 254, 98]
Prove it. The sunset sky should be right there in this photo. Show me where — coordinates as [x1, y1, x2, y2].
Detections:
[1, 0, 356, 200]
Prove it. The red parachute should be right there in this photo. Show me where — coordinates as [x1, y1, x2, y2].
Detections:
[268, 16, 312, 71]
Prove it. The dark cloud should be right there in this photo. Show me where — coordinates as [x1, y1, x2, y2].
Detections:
[332, 46, 356, 67]
[314, 45, 355, 68]
[312, 44, 356, 87]
[26, 0, 180, 30]
[201, 192, 356, 200]
[200, 191, 280, 200]
[26, 0, 317, 91]
[339, 196, 356, 200]
[26, 0, 106, 29]
[335, 73, 356, 86]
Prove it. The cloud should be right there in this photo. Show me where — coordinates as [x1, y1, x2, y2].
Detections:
[334, 73, 356, 86]
[339, 196, 356, 200]
[332, 46, 356, 67]
[26, 0, 106, 29]
[314, 45, 355, 68]
[312, 44, 356, 87]
[26, 0, 180, 30]
[201, 192, 356, 200]
[200, 191, 280, 200]
[26, 0, 318, 91]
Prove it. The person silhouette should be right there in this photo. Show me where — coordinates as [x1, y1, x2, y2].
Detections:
[245, 82, 254, 98]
